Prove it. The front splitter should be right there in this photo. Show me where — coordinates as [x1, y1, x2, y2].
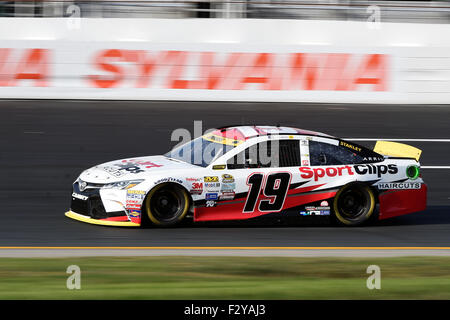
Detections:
[65, 211, 140, 227]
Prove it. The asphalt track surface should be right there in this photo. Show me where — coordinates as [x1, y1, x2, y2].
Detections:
[1, 100, 450, 249]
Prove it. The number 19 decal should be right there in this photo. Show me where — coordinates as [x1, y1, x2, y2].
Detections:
[243, 172, 292, 213]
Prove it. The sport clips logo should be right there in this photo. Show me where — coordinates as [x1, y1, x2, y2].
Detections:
[299, 164, 398, 181]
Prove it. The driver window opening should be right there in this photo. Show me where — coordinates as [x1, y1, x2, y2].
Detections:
[227, 140, 301, 169]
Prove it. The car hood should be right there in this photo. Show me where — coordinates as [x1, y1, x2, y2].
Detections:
[79, 155, 198, 183]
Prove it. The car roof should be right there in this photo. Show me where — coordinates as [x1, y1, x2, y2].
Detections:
[212, 125, 334, 142]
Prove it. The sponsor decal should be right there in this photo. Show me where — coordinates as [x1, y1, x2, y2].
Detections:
[128, 209, 141, 218]
[125, 199, 141, 209]
[363, 156, 384, 162]
[304, 210, 321, 215]
[205, 193, 219, 200]
[205, 182, 221, 192]
[190, 182, 203, 195]
[219, 191, 235, 200]
[72, 192, 88, 201]
[301, 140, 309, 146]
[204, 176, 219, 182]
[221, 183, 236, 191]
[299, 166, 354, 181]
[205, 200, 216, 207]
[121, 159, 162, 169]
[103, 163, 145, 177]
[126, 191, 144, 212]
[378, 182, 421, 190]
[340, 141, 362, 152]
[203, 133, 244, 146]
[304, 206, 330, 216]
[299, 164, 398, 181]
[127, 190, 146, 200]
[186, 177, 200, 182]
[154, 177, 183, 185]
[300, 210, 329, 216]
[305, 203, 331, 216]
[90, 50, 388, 92]
[126, 190, 145, 211]
[306, 205, 330, 211]
[103, 166, 128, 178]
[127, 190, 145, 194]
[221, 174, 235, 183]
[213, 165, 226, 170]
[302, 160, 309, 166]
[354, 164, 398, 177]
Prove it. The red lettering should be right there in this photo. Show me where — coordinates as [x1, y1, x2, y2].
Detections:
[299, 167, 313, 179]
[300, 166, 355, 181]
[236, 53, 280, 90]
[319, 53, 351, 91]
[133, 50, 158, 88]
[352, 54, 387, 91]
[314, 168, 325, 181]
[288, 53, 321, 90]
[0, 48, 12, 86]
[89, 49, 124, 88]
[14, 48, 50, 87]
[86, 49, 388, 93]
[345, 165, 354, 175]
[326, 167, 337, 177]
[168, 52, 242, 90]
[166, 51, 188, 89]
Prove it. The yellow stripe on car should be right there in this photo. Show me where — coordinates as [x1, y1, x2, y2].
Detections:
[65, 211, 140, 227]
[202, 133, 244, 146]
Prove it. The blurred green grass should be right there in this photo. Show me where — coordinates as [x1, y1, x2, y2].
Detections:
[0, 256, 449, 299]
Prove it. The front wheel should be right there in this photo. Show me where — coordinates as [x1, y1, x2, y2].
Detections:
[143, 183, 190, 227]
[332, 183, 376, 226]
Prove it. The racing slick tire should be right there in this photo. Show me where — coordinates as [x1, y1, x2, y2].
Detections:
[143, 183, 190, 227]
[332, 183, 376, 227]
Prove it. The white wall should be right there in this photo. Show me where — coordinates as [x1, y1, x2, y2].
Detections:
[0, 18, 449, 103]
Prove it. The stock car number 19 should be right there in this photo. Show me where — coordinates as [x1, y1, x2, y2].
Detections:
[243, 172, 292, 213]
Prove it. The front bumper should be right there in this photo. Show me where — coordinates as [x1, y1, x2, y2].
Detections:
[66, 181, 141, 227]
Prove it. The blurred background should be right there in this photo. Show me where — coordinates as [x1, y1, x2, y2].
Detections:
[0, 0, 449, 301]
[0, 0, 449, 22]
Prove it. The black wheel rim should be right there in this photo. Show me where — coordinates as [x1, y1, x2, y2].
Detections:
[337, 188, 368, 220]
[150, 188, 183, 222]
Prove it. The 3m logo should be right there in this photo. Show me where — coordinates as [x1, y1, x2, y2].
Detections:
[89, 50, 389, 91]
[192, 182, 203, 189]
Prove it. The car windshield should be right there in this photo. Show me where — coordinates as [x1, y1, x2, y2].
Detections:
[165, 136, 238, 167]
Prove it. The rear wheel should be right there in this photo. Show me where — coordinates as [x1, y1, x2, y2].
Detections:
[144, 183, 189, 226]
[333, 183, 376, 226]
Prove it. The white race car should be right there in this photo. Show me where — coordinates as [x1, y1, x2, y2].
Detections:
[66, 125, 427, 227]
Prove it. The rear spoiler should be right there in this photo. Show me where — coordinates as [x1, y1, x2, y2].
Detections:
[373, 141, 422, 161]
